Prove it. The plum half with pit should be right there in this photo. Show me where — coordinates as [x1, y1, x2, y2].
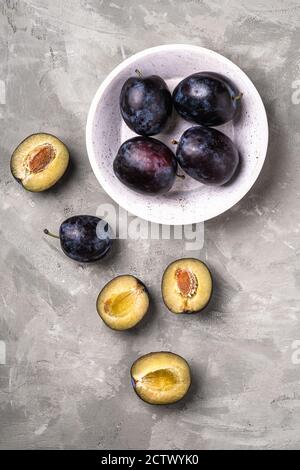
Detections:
[172, 72, 242, 127]
[113, 136, 177, 195]
[97, 275, 149, 330]
[10, 133, 69, 192]
[176, 126, 239, 186]
[120, 73, 172, 136]
[44, 215, 112, 263]
[162, 258, 213, 314]
[131, 352, 191, 405]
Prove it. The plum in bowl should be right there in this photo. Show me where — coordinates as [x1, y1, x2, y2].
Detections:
[86, 44, 268, 225]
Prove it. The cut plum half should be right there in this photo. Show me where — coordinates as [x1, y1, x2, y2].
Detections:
[10, 133, 69, 192]
[162, 258, 212, 314]
[131, 352, 191, 405]
[97, 275, 149, 330]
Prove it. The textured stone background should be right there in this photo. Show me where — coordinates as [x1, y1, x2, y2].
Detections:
[1, 0, 300, 450]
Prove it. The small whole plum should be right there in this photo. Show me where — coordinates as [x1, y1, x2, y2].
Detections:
[44, 215, 112, 262]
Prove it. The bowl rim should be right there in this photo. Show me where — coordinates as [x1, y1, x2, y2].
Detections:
[86, 44, 269, 225]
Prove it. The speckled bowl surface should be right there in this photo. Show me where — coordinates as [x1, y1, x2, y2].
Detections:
[86, 44, 268, 225]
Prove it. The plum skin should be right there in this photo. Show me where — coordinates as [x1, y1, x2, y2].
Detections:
[120, 75, 172, 136]
[172, 72, 241, 127]
[59, 215, 112, 263]
[113, 136, 177, 195]
[176, 126, 239, 186]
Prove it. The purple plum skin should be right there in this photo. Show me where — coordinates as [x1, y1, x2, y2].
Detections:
[172, 72, 241, 127]
[113, 137, 177, 195]
[59, 215, 112, 263]
[120, 75, 172, 136]
[176, 126, 239, 186]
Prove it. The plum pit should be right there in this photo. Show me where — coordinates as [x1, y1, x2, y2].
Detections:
[175, 268, 198, 298]
[26, 143, 56, 173]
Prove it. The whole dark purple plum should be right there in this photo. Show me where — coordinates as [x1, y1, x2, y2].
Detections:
[173, 72, 242, 127]
[113, 136, 177, 195]
[176, 126, 239, 186]
[119, 74, 172, 136]
[44, 215, 112, 262]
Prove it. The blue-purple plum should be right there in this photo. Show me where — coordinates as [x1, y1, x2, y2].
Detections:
[173, 72, 242, 127]
[120, 74, 172, 136]
[176, 126, 239, 186]
[44, 215, 112, 262]
[113, 136, 177, 195]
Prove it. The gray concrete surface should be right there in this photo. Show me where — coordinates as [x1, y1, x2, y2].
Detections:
[1, 0, 300, 450]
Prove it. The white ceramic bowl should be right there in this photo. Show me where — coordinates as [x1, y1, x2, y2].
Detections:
[86, 44, 268, 225]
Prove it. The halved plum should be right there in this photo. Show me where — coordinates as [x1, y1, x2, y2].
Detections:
[97, 275, 149, 330]
[10, 133, 69, 192]
[131, 352, 191, 405]
[162, 258, 212, 314]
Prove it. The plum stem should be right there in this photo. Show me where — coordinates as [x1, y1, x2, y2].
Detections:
[44, 228, 60, 239]
[135, 69, 143, 78]
[171, 139, 179, 145]
[233, 92, 243, 101]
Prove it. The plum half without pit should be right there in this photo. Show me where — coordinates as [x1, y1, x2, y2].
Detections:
[162, 258, 213, 314]
[10, 133, 69, 192]
[44, 215, 112, 263]
[97, 275, 149, 330]
[131, 352, 191, 405]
